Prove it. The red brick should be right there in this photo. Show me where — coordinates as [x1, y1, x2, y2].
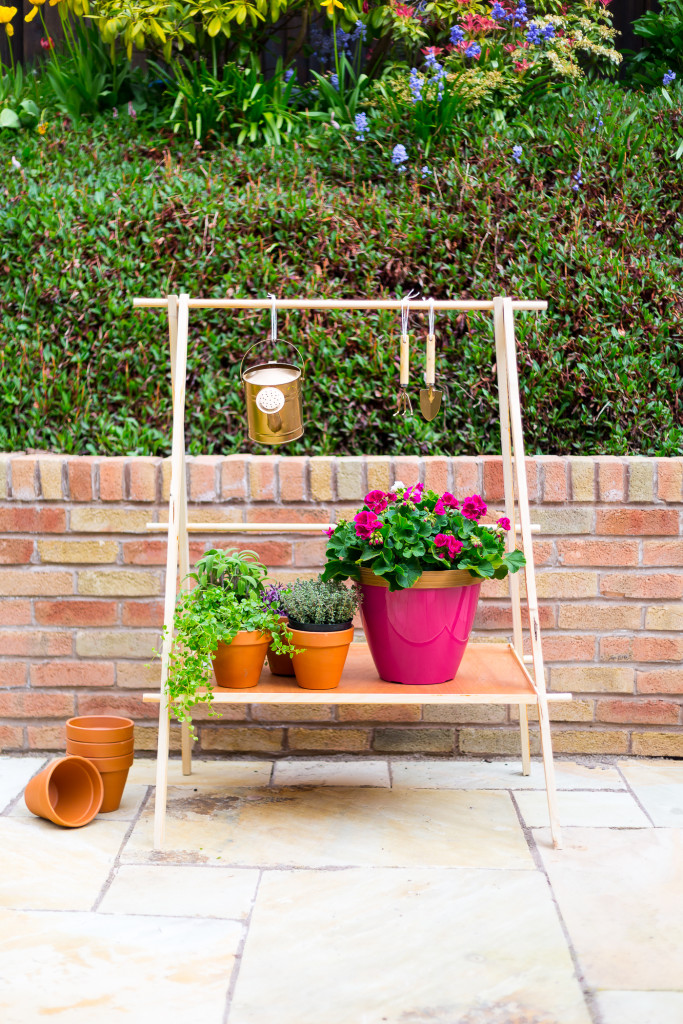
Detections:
[221, 456, 248, 500]
[656, 458, 683, 502]
[633, 635, 683, 662]
[540, 457, 568, 503]
[0, 692, 75, 718]
[474, 603, 556, 631]
[424, 457, 449, 494]
[129, 457, 159, 502]
[294, 538, 327, 567]
[213, 538, 292, 567]
[10, 456, 37, 499]
[530, 634, 595, 661]
[596, 698, 680, 725]
[247, 507, 329, 524]
[0, 724, 24, 750]
[76, 693, 158, 719]
[122, 601, 165, 627]
[189, 456, 219, 502]
[597, 458, 625, 503]
[31, 661, 114, 687]
[67, 457, 95, 501]
[482, 456, 504, 501]
[533, 541, 553, 566]
[249, 457, 276, 501]
[600, 636, 633, 662]
[99, 457, 127, 501]
[122, 540, 168, 565]
[452, 458, 479, 500]
[34, 599, 117, 627]
[280, 457, 307, 502]
[600, 573, 683, 599]
[0, 539, 34, 564]
[596, 509, 678, 536]
[27, 726, 65, 750]
[524, 459, 538, 504]
[0, 662, 27, 688]
[643, 541, 683, 566]
[0, 507, 66, 533]
[0, 600, 32, 626]
[393, 457, 421, 489]
[0, 631, 72, 656]
[557, 540, 639, 567]
[637, 669, 683, 695]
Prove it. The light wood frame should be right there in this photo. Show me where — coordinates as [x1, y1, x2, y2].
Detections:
[133, 294, 563, 851]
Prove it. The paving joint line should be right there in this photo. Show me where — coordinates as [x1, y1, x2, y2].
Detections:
[222, 868, 263, 1024]
[1, 758, 49, 816]
[90, 785, 153, 913]
[508, 791, 604, 1024]
[615, 764, 658, 827]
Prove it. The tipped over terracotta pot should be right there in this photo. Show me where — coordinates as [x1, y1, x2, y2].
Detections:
[24, 756, 104, 827]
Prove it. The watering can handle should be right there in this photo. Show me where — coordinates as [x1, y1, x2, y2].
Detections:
[239, 339, 305, 382]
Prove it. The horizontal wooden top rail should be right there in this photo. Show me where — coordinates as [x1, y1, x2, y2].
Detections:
[133, 297, 548, 312]
[145, 522, 541, 534]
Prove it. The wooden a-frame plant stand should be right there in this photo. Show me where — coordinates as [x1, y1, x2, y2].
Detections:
[133, 294, 571, 851]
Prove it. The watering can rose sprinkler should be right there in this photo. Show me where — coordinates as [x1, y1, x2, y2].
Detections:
[241, 296, 304, 445]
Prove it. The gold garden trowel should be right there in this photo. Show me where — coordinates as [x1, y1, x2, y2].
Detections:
[420, 299, 442, 421]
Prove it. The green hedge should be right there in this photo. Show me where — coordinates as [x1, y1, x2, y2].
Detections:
[1, 79, 682, 457]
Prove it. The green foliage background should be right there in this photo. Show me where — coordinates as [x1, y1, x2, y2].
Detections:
[1, 78, 682, 457]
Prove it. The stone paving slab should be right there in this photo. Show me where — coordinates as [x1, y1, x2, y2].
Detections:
[98, 864, 259, 920]
[127, 759, 272, 788]
[0, 757, 46, 812]
[122, 786, 534, 870]
[229, 867, 592, 1024]
[618, 760, 683, 827]
[514, 790, 650, 829]
[390, 759, 624, 791]
[272, 758, 391, 787]
[596, 990, 683, 1024]
[0, 909, 241, 1024]
[534, 826, 683, 991]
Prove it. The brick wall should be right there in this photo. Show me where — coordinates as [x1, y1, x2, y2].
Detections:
[1, 453, 682, 759]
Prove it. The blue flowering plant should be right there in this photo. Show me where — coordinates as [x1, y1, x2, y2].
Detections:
[321, 483, 526, 592]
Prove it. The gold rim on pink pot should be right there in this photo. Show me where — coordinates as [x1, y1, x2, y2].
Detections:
[66, 716, 134, 743]
[359, 567, 480, 589]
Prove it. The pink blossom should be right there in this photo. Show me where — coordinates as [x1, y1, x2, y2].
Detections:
[440, 492, 459, 509]
[461, 494, 487, 521]
[365, 490, 390, 514]
[354, 510, 383, 540]
[404, 482, 424, 503]
[434, 499, 446, 516]
[395, 5, 414, 17]
[497, 517, 511, 531]
[323, 527, 335, 539]
[434, 533, 464, 560]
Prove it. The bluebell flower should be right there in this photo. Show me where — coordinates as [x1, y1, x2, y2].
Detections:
[354, 112, 369, 141]
[409, 67, 423, 103]
[510, 2, 528, 26]
[450, 25, 464, 45]
[512, 144, 523, 164]
[542, 23, 555, 41]
[571, 170, 582, 192]
[392, 144, 409, 169]
[351, 20, 367, 44]
[284, 69, 294, 82]
[421, 165, 431, 179]
[331, 73, 339, 90]
[464, 42, 481, 59]
[526, 22, 542, 46]
[491, 2, 506, 19]
[336, 28, 352, 55]
[663, 69, 676, 86]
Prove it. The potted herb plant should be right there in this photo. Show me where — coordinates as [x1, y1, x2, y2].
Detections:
[263, 582, 295, 676]
[166, 549, 295, 733]
[321, 484, 526, 685]
[281, 576, 360, 690]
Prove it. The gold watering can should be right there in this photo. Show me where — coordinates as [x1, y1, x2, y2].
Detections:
[241, 339, 304, 445]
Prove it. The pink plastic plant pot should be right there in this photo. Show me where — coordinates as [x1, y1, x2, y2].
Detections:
[359, 569, 482, 685]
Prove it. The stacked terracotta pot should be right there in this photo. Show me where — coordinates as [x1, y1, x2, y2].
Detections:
[66, 716, 134, 812]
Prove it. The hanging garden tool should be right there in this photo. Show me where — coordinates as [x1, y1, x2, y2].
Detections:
[241, 294, 304, 445]
[394, 294, 414, 418]
[420, 297, 443, 421]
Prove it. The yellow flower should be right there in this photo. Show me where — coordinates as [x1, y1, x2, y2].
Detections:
[25, 0, 46, 21]
[37, 122, 48, 135]
[5, 21, 13, 34]
[320, 0, 344, 17]
[0, 6, 17, 24]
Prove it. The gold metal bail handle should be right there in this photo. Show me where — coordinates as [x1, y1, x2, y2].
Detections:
[239, 338, 306, 381]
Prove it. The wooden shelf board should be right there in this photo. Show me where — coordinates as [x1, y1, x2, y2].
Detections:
[143, 642, 570, 706]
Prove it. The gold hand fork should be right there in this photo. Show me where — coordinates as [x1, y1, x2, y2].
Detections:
[420, 297, 442, 421]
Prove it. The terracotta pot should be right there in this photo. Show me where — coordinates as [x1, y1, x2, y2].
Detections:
[66, 737, 134, 758]
[359, 568, 481, 685]
[212, 630, 270, 689]
[24, 756, 104, 827]
[290, 625, 354, 690]
[80, 752, 134, 813]
[267, 616, 295, 676]
[66, 715, 134, 743]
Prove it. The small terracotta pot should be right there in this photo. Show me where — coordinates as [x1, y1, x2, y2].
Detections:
[80, 752, 134, 813]
[213, 631, 270, 689]
[66, 737, 134, 758]
[24, 756, 104, 827]
[66, 716, 134, 743]
[267, 616, 295, 677]
[290, 626, 354, 690]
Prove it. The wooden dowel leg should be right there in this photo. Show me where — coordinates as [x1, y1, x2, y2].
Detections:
[538, 694, 562, 849]
[181, 721, 192, 776]
[519, 704, 531, 776]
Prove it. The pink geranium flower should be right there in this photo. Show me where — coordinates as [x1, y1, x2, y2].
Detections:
[354, 510, 383, 540]
[404, 482, 424, 503]
[364, 490, 390, 514]
[434, 533, 464, 560]
[497, 517, 511, 531]
[323, 527, 335, 539]
[461, 494, 487, 521]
